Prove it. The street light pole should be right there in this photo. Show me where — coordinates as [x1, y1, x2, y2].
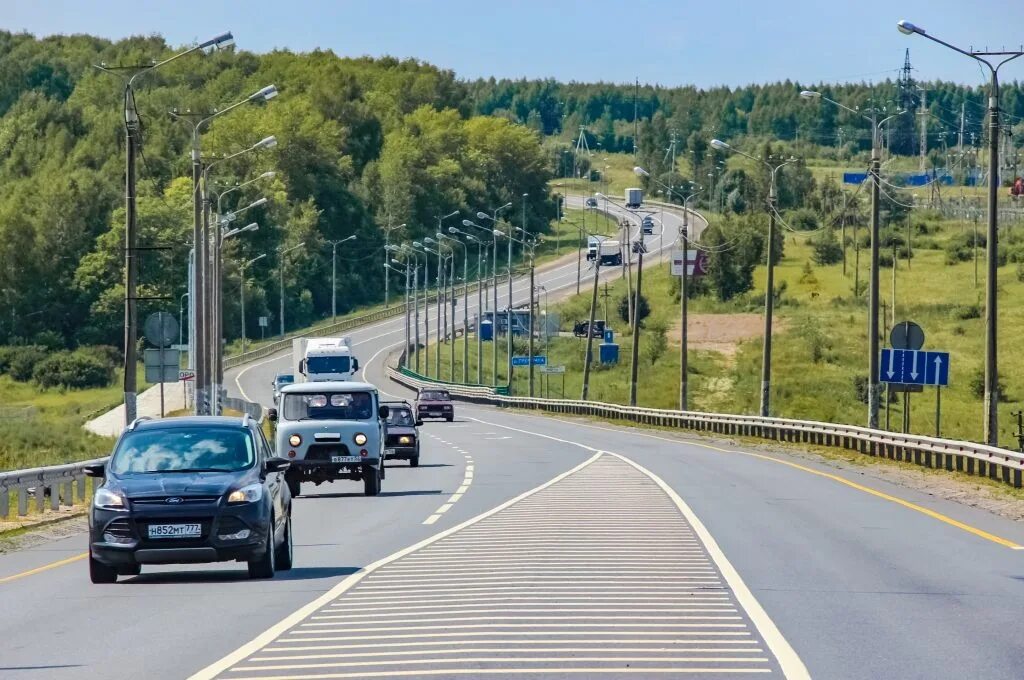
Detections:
[711, 140, 798, 417]
[239, 253, 266, 354]
[327, 235, 357, 324]
[898, 20, 1021, 444]
[383, 222, 406, 308]
[97, 30, 234, 424]
[277, 242, 305, 339]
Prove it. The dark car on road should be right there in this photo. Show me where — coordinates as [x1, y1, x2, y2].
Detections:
[86, 414, 293, 583]
[272, 373, 295, 404]
[415, 388, 454, 422]
[642, 215, 655, 234]
[383, 400, 420, 466]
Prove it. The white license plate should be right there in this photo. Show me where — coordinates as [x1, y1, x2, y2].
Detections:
[331, 455, 361, 463]
[384, 448, 396, 456]
[148, 523, 201, 539]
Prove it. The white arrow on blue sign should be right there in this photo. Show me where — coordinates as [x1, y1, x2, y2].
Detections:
[879, 348, 949, 386]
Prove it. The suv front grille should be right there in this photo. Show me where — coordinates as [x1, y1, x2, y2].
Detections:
[131, 496, 220, 506]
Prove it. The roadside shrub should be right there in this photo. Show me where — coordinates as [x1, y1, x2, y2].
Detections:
[642, 320, 668, 366]
[1017, 262, 1024, 282]
[969, 368, 1008, 401]
[617, 293, 650, 326]
[77, 345, 121, 366]
[944, 231, 985, 264]
[950, 304, 981, 320]
[786, 208, 820, 231]
[32, 350, 114, 389]
[31, 330, 64, 350]
[852, 375, 869, 404]
[5, 345, 47, 381]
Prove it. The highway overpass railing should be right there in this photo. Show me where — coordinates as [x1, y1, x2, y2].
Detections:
[387, 365, 1024, 489]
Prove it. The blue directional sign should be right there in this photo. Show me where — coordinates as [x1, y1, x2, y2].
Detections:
[512, 356, 547, 366]
[879, 349, 949, 386]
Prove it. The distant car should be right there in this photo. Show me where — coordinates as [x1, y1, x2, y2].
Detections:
[272, 373, 294, 403]
[573, 320, 606, 338]
[585, 197, 598, 208]
[642, 216, 655, 235]
[382, 400, 420, 466]
[85, 414, 293, 583]
[415, 388, 454, 422]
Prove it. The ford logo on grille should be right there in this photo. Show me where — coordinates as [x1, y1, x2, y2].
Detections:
[166, 497, 184, 504]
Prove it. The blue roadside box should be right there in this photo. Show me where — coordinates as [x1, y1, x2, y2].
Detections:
[600, 342, 619, 364]
[480, 319, 493, 341]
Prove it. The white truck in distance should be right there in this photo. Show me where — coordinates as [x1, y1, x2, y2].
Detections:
[625, 187, 643, 209]
[292, 337, 359, 382]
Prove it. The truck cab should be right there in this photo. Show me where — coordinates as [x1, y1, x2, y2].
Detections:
[269, 381, 389, 497]
[293, 337, 359, 382]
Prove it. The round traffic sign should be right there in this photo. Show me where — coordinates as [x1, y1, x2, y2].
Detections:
[890, 320, 924, 350]
[144, 312, 179, 348]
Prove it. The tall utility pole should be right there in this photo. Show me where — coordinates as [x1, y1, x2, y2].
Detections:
[628, 241, 645, 407]
[326, 236, 356, 324]
[918, 87, 928, 171]
[633, 77, 639, 158]
[898, 19, 1023, 445]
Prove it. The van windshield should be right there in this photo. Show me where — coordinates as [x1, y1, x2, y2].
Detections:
[306, 356, 350, 374]
[283, 392, 373, 420]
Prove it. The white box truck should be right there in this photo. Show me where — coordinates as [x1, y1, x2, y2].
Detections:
[292, 337, 359, 382]
[625, 187, 643, 208]
[598, 241, 623, 266]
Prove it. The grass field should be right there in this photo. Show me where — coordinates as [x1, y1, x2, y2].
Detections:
[0, 374, 120, 472]
[421, 208, 1024, 450]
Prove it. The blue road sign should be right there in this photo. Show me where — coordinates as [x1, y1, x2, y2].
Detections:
[879, 349, 949, 386]
[513, 356, 548, 366]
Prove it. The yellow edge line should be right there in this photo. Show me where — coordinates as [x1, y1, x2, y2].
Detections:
[493, 410, 1024, 550]
[0, 552, 88, 585]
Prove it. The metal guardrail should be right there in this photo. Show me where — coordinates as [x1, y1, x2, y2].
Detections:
[0, 396, 266, 521]
[387, 366, 1024, 489]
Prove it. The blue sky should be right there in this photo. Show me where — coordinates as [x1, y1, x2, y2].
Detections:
[7, 1, 1024, 88]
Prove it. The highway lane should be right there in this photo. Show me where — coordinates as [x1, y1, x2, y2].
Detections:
[358, 348, 1024, 680]
[226, 197, 703, 408]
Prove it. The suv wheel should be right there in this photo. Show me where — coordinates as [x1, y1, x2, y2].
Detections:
[248, 522, 276, 579]
[363, 464, 381, 496]
[89, 551, 118, 584]
[445, 415, 454, 422]
[274, 513, 293, 571]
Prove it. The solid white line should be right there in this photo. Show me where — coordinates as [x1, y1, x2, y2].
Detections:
[282, 631, 753, 642]
[187, 451, 604, 680]
[252, 648, 765, 660]
[224, 667, 767, 679]
[318, 608, 737, 618]
[296, 623, 748, 632]
[267, 640, 759, 651]
[235, 656, 771, 671]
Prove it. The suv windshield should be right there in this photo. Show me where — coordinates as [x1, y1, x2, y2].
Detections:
[420, 391, 450, 401]
[306, 356, 350, 374]
[283, 391, 373, 420]
[387, 408, 415, 426]
[110, 427, 255, 475]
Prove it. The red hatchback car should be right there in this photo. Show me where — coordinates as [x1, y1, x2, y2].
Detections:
[415, 388, 454, 422]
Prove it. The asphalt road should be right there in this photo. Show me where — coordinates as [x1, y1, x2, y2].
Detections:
[4, 199, 1024, 679]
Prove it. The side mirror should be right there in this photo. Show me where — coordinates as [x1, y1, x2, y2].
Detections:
[83, 463, 105, 478]
[264, 457, 290, 473]
[353, 358, 360, 371]
[266, 408, 278, 422]
[378, 405, 390, 419]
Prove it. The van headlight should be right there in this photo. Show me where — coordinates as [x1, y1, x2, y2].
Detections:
[354, 433, 367, 446]
[288, 434, 302, 447]
[227, 484, 263, 504]
[94, 488, 125, 510]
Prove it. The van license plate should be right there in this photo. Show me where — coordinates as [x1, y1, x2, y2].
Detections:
[148, 523, 201, 539]
[331, 455, 360, 463]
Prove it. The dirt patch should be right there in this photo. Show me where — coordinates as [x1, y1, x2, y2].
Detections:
[668, 313, 789, 358]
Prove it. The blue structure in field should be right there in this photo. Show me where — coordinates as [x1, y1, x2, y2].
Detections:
[600, 329, 619, 364]
[479, 319, 493, 341]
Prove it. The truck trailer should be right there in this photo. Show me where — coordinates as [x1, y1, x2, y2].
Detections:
[625, 187, 643, 209]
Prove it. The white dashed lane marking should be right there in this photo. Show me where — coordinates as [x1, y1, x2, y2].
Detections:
[423, 434, 474, 525]
[209, 455, 788, 678]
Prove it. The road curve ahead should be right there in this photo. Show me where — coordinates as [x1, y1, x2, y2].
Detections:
[194, 453, 804, 679]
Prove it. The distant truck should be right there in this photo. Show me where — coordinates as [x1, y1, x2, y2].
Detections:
[586, 237, 622, 266]
[292, 337, 359, 383]
[625, 187, 643, 209]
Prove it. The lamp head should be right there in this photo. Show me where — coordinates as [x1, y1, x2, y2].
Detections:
[413, 241, 423, 248]
[200, 32, 235, 51]
[897, 20, 922, 35]
[242, 222, 258, 233]
[493, 229, 504, 237]
[476, 212, 488, 220]
[255, 135, 277, 150]
[259, 171, 276, 179]
[252, 85, 278, 102]
[249, 197, 268, 208]
[424, 237, 436, 244]
[800, 90, 821, 99]
[448, 226, 459, 234]
[633, 166, 650, 177]
[501, 202, 513, 209]
[462, 219, 474, 227]
[710, 139, 729, 150]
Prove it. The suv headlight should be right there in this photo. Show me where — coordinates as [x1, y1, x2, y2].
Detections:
[227, 484, 263, 504]
[94, 487, 125, 510]
[354, 433, 367, 446]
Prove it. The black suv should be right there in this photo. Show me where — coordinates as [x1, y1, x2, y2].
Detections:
[86, 415, 293, 583]
[383, 400, 420, 466]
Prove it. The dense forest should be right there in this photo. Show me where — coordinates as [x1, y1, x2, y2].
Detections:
[1, 30, 1017, 350]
